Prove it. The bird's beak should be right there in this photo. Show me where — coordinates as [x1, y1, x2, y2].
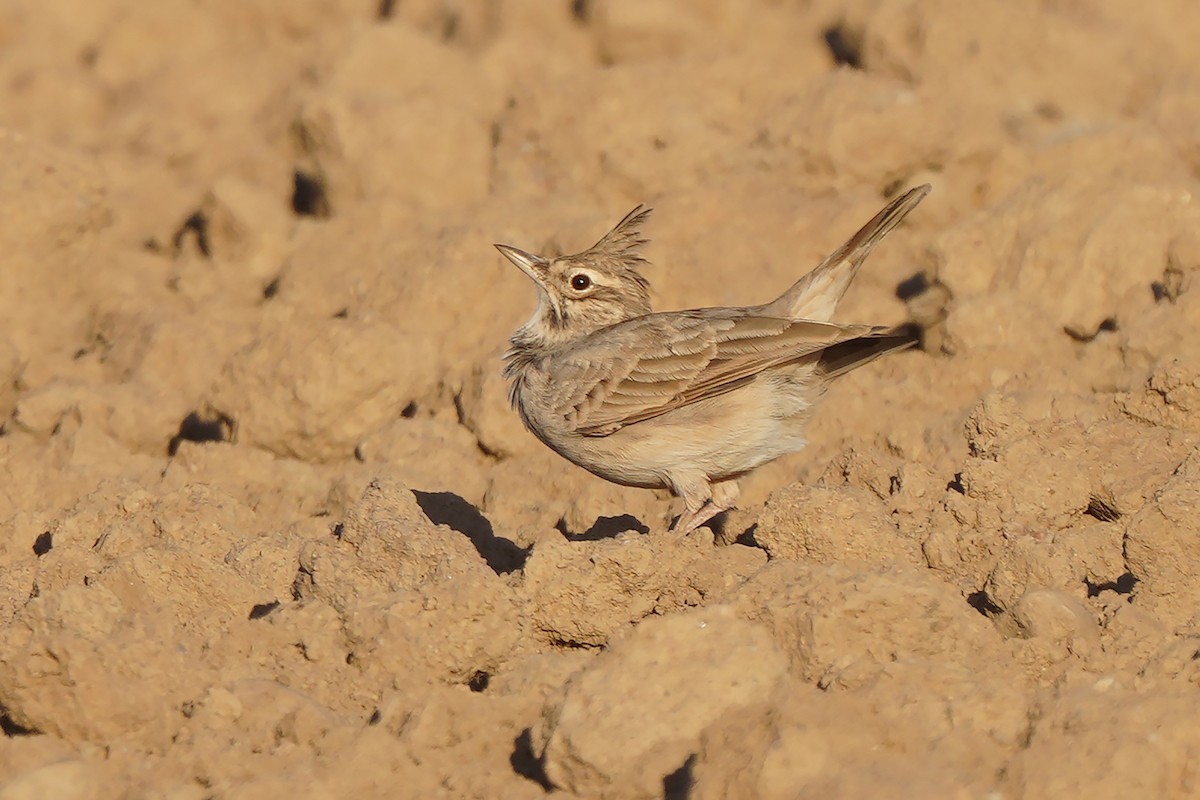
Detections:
[495, 244, 550, 285]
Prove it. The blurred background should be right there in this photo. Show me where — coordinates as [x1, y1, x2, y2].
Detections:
[3, 1, 1200, 797]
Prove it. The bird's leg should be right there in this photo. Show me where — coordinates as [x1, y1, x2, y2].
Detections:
[668, 474, 712, 536]
[669, 478, 741, 537]
[710, 479, 741, 516]
[672, 501, 717, 537]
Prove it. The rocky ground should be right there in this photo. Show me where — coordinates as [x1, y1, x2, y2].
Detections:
[3, 0, 1200, 797]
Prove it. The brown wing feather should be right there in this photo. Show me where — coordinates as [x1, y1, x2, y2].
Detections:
[547, 311, 876, 436]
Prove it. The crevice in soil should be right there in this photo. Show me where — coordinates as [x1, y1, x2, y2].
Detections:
[172, 210, 211, 258]
[1084, 496, 1122, 522]
[1085, 572, 1137, 597]
[0, 711, 38, 737]
[291, 169, 330, 218]
[248, 600, 281, 620]
[822, 24, 863, 69]
[168, 411, 235, 456]
[663, 754, 696, 799]
[1064, 317, 1118, 342]
[967, 589, 1004, 617]
[510, 728, 553, 790]
[467, 670, 490, 693]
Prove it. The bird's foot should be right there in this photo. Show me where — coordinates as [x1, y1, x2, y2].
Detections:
[669, 500, 724, 538]
[668, 480, 741, 539]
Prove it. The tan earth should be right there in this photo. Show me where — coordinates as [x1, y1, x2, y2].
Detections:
[3, 0, 1200, 797]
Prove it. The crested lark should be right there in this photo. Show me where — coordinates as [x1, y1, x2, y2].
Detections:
[497, 184, 930, 535]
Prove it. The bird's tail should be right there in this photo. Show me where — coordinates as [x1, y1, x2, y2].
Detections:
[816, 323, 921, 380]
[764, 184, 932, 322]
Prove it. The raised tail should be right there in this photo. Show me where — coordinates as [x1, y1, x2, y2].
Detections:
[764, 184, 931, 322]
[816, 323, 921, 380]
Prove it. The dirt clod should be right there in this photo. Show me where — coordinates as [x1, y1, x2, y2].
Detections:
[4, 1, 1200, 796]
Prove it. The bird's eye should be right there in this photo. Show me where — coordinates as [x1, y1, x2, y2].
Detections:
[570, 274, 591, 291]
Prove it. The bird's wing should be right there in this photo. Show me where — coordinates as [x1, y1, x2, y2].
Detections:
[545, 311, 878, 436]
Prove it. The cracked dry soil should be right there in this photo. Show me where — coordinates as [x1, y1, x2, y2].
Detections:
[4, 1, 1200, 798]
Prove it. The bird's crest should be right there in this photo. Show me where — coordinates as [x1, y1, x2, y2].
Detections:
[580, 204, 653, 272]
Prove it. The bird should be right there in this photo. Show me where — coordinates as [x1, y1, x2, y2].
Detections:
[496, 184, 931, 536]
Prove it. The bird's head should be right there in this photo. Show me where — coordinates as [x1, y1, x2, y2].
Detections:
[497, 205, 654, 345]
